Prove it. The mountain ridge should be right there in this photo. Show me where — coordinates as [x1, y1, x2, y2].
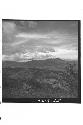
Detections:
[2, 58, 78, 71]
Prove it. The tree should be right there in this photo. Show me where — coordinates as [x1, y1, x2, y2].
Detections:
[65, 63, 78, 97]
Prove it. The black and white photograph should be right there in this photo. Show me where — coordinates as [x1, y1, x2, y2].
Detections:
[2, 20, 81, 103]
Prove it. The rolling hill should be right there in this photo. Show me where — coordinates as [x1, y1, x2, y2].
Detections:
[2, 58, 78, 71]
[2, 58, 78, 99]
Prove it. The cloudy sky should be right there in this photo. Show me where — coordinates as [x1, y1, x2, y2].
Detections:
[2, 20, 78, 61]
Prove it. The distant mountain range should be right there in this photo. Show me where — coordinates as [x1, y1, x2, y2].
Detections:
[2, 58, 78, 71]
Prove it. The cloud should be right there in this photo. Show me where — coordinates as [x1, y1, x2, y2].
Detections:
[15, 31, 77, 48]
[55, 49, 78, 60]
[2, 47, 78, 62]
[2, 21, 18, 45]
[2, 54, 16, 61]
[17, 21, 37, 29]
[2, 21, 78, 60]
[2, 22, 17, 35]
[15, 33, 49, 39]
[9, 33, 50, 46]
[28, 21, 37, 28]
[70, 21, 78, 27]
[11, 39, 29, 46]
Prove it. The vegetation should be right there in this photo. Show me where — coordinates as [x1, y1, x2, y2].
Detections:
[2, 59, 78, 98]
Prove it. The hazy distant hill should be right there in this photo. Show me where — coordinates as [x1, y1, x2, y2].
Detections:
[2, 58, 78, 71]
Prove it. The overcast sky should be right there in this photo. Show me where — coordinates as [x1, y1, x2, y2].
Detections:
[2, 20, 78, 61]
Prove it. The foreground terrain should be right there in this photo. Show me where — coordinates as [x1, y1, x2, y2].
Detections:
[2, 59, 78, 98]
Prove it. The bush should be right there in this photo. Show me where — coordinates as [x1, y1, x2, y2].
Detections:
[64, 63, 78, 97]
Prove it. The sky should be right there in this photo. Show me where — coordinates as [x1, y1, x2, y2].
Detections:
[2, 20, 78, 61]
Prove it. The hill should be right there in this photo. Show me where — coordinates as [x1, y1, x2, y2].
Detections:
[2, 58, 78, 99]
[2, 58, 78, 71]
